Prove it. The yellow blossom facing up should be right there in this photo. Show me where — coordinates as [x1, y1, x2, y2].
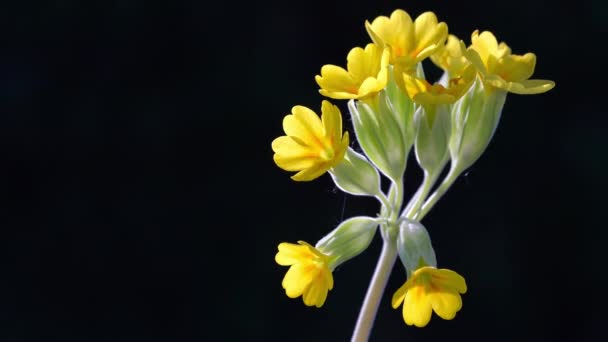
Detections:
[464, 30, 555, 94]
[392, 266, 467, 327]
[366, 10, 448, 71]
[275, 241, 334, 308]
[430, 34, 471, 77]
[316, 44, 390, 100]
[272, 101, 349, 181]
[402, 69, 474, 106]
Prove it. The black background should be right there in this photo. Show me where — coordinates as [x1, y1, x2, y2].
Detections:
[1, 0, 606, 341]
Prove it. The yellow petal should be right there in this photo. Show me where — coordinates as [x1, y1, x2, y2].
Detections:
[316, 65, 358, 98]
[485, 75, 555, 95]
[323, 267, 334, 290]
[465, 46, 488, 75]
[275, 242, 311, 266]
[494, 53, 536, 82]
[272, 136, 319, 171]
[413, 12, 447, 59]
[346, 46, 369, 84]
[282, 263, 315, 298]
[403, 285, 433, 327]
[291, 162, 329, 181]
[470, 30, 499, 65]
[273, 154, 318, 172]
[282, 106, 324, 148]
[321, 100, 342, 140]
[430, 268, 468, 294]
[367, 9, 414, 60]
[505, 79, 556, 95]
[302, 270, 332, 307]
[318, 89, 360, 100]
[271, 136, 315, 157]
[358, 77, 381, 98]
[392, 280, 411, 308]
[429, 289, 462, 320]
[402, 73, 429, 99]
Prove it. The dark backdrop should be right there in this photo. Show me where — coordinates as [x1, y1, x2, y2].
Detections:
[1, 0, 606, 341]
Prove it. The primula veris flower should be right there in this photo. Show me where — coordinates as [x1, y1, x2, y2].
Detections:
[272, 101, 349, 181]
[464, 30, 555, 94]
[431, 34, 471, 77]
[403, 70, 473, 106]
[392, 266, 467, 327]
[275, 241, 334, 308]
[366, 10, 447, 71]
[316, 44, 390, 100]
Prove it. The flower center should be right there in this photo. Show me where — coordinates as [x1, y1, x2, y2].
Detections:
[319, 147, 335, 161]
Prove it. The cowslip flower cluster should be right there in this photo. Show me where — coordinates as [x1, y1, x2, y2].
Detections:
[271, 8, 554, 339]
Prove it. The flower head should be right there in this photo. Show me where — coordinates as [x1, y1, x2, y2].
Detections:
[275, 241, 334, 307]
[464, 30, 555, 94]
[366, 10, 447, 71]
[392, 266, 467, 327]
[272, 101, 349, 181]
[316, 44, 390, 100]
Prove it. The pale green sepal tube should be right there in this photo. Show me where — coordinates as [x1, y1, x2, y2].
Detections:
[348, 96, 406, 183]
[413, 104, 451, 175]
[330, 148, 382, 197]
[450, 78, 507, 174]
[315, 216, 379, 269]
[385, 65, 416, 153]
[397, 218, 437, 278]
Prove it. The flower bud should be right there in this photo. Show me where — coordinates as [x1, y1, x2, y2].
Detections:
[330, 148, 382, 197]
[397, 219, 437, 277]
[316, 217, 378, 269]
[449, 78, 507, 174]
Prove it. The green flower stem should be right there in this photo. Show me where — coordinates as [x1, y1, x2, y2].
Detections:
[390, 179, 404, 221]
[351, 165, 462, 341]
[351, 178, 418, 342]
[416, 165, 461, 220]
[375, 193, 392, 213]
[351, 233, 398, 342]
[402, 170, 441, 219]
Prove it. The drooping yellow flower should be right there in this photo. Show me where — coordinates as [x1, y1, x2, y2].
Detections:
[464, 30, 555, 94]
[366, 10, 448, 71]
[402, 68, 474, 106]
[430, 34, 471, 78]
[392, 266, 467, 327]
[315, 44, 390, 100]
[275, 241, 334, 308]
[272, 101, 349, 181]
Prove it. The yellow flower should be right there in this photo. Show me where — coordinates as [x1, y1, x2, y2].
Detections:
[272, 101, 349, 181]
[315, 44, 390, 100]
[402, 69, 474, 106]
[464, 30, 555, 94]
[430, 34, 471, 77]
[392, 266, 467, 327]
[366, 10, 448, 71]
[275, 241, 334, 308]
